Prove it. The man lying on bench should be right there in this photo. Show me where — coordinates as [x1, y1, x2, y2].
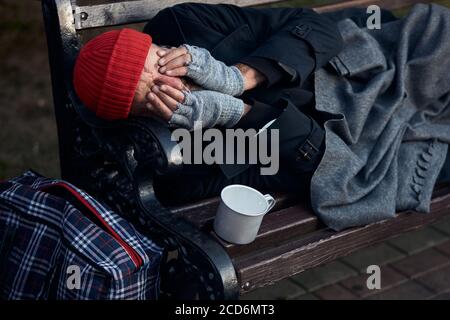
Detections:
[72, 3, 400, 209]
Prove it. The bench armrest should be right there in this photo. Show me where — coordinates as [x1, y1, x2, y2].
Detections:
[126, 118, 183, 176]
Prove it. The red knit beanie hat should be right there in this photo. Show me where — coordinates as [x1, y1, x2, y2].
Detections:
[73, 28, 152, 120]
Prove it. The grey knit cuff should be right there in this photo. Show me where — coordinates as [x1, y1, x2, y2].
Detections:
[183, 44, 245, 96]
[168, 91, 245, 130]
[228, 66, 245, 97]
[217, 97, 245, 128]
[184, 44, 206, 83]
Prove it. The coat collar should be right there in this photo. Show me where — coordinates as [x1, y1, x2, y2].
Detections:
[145, 8, 187, 48]
[146, 7, 255, 65]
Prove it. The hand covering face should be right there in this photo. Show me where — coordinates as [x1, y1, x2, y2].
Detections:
[183, 44, 245, 97]
[168, 90, 244, 130]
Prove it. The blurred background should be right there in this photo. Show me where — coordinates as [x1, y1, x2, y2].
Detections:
[1, 0, 58, 179]
[1, 0, 450, 180]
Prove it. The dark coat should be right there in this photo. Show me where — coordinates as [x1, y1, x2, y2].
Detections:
[143, 3, 345, 177]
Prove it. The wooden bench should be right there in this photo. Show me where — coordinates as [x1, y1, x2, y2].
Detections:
[41, 0, 450, 299]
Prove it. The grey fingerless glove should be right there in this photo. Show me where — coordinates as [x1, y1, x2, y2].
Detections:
[183, 44, 245, 97]
[168, 90, 245, 130]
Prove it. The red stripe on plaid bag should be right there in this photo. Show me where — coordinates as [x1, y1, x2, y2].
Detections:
[39, 182, 143, 268]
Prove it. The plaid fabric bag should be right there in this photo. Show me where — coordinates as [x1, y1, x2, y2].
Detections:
[0, 170, 163, 300]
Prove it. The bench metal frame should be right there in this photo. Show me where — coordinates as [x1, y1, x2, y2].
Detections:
[41, 0, 449, 300]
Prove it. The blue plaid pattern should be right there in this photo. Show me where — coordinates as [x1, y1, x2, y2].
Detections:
[0, 171, 163, 300]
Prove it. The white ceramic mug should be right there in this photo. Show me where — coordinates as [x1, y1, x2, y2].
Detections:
[213, 184, 276, 245]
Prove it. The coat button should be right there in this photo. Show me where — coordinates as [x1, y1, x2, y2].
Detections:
[292, 24, 311, 38]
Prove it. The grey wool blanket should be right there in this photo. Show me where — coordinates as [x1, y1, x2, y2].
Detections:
[311, 3, 450, 231]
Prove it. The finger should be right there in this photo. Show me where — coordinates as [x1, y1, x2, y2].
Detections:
[164, 66, 189, 77]
[147, 92, 172, 118]
[160, 55, 190, 74]
[157, 49, 167, 57]
[159, 84, 185, 103]
[157, 46, 175, 57]
[151, 86, 179, 111]
[138, 102, 160, 118]
[158, 46, 188, 66]
[146, 92, 173, 121]
[146, 100, 172, 121]
[156, 74, 185, 90]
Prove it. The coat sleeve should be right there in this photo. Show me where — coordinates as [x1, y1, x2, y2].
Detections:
[170, 3, 344, 87]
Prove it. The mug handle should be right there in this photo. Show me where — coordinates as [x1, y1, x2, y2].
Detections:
[264, 194, 276, 213]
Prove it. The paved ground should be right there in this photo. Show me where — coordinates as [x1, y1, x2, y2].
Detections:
[241, 217, 450, 300]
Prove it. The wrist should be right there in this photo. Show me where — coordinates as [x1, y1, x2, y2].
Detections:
[243, 103, 252, 117]
[234, 63, 267, 91]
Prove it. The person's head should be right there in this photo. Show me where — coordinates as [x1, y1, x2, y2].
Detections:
[73, 28, 181, 120]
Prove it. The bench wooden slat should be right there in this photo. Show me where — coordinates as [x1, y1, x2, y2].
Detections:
[218, 204, 323, 256]
[73, 0, 283, 30]
[73, 0, 431, 30]
[234, 184, 450, 294]
[313, 0, 432, 13]
[171, 192, 297, 227]
[170, 183, 450, 261]
[170, 193, 322, 257]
